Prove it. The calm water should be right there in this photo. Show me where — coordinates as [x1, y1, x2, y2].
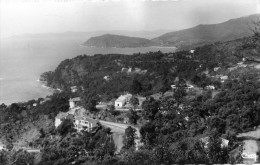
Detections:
[0, 37, 175, 105]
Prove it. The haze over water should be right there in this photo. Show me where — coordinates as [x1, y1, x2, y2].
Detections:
[0, 36, 175, 105]
[0, 0, 257, 105]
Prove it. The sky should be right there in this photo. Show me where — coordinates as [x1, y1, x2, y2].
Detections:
[0, 0, 259, 38]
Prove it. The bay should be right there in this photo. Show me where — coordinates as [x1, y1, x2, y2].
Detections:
[0, 37, 176, 105]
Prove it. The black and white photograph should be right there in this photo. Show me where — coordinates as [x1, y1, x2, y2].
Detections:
[0, 0, 260, 164]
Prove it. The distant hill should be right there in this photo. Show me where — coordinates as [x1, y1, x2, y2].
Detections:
[7, 30, 170, 40]
[152, 14, 260, 49]
[41, 32, 260, 91]
[82, 34, 157, 48]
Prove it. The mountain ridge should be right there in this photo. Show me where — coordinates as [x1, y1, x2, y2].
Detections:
[152, 14, 260, 49]
[82, 34, 157, 48]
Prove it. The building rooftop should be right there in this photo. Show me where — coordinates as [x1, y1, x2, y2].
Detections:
[74, 107, 87, 117]
[75, 115, 99, 124]
[115, 96, 127, 102]
[69, 97, 81, 102]
[67, 106, 82, 115]
[56, 112, 68, 119]
[74, 109, 99, 124]
[115, 94, 132, 102]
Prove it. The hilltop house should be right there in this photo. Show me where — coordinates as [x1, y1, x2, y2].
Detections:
[55, 97, 99, 132]
[114, 94, 132, 108]
[74, 115, 99, 132]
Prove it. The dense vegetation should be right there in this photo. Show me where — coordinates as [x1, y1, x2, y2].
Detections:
[1, 25, 260, 164]
[83, 34, 156, 48]
[2, 77, 258, 164]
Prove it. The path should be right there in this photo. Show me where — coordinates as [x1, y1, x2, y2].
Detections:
[99, 120, 141, 152]
[99, 120, 140, 137]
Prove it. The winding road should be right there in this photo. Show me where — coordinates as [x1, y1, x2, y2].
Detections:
[99, 120, 141, 152]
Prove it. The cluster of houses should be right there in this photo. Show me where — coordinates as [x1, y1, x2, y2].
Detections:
[55, 97, 99, 132]
[55, 92, 148, 133]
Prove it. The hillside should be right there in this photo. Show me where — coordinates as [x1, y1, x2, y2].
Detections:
[82, 34, 157, 48]
[8, 30, 170, 40]
[41, 32, 260, 100]
[2, 31, 260, 165]
[152, 14, 260, 49]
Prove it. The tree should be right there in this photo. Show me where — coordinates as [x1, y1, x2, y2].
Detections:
[56, 119, 76, 136]
[81, 91, 100, 113]
[122, 149, 153, 165]
[127, 108, 139, 125]
[123, 126, 137, 150]
[108, 105, 120, 117]
[142, 97, 160, 121]
[130, 78, 142, 95]
[173, 87, 187, 106]
[170, 138, 209, 163]
[159, 78, 171, 96]
[0, 151, 8, 165]
[207, 135, 229, 164]
[0, 103, 7, 110]
[129, 96, 139, 110]
[7, 150, 35, 165]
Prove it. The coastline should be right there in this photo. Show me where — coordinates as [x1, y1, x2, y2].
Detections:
[37, 79, 62, 93]
[79, 44, 177, 49]
[0, 83, 54, 106]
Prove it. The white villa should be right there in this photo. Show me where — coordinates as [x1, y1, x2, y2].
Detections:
[74, 110, 99, 132]
[55, 97, 99, 132]
[114, 94, 132, 108]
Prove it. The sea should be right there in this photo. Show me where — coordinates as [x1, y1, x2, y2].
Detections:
[0, 36, 176, 105]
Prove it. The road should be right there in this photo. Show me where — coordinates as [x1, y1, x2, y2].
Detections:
[99, 120, 140, 137]
[99, 120, 141, 152]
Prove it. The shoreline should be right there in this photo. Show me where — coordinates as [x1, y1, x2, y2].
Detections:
[79, 44, 177, 49]
[37, 79, 62, 92]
